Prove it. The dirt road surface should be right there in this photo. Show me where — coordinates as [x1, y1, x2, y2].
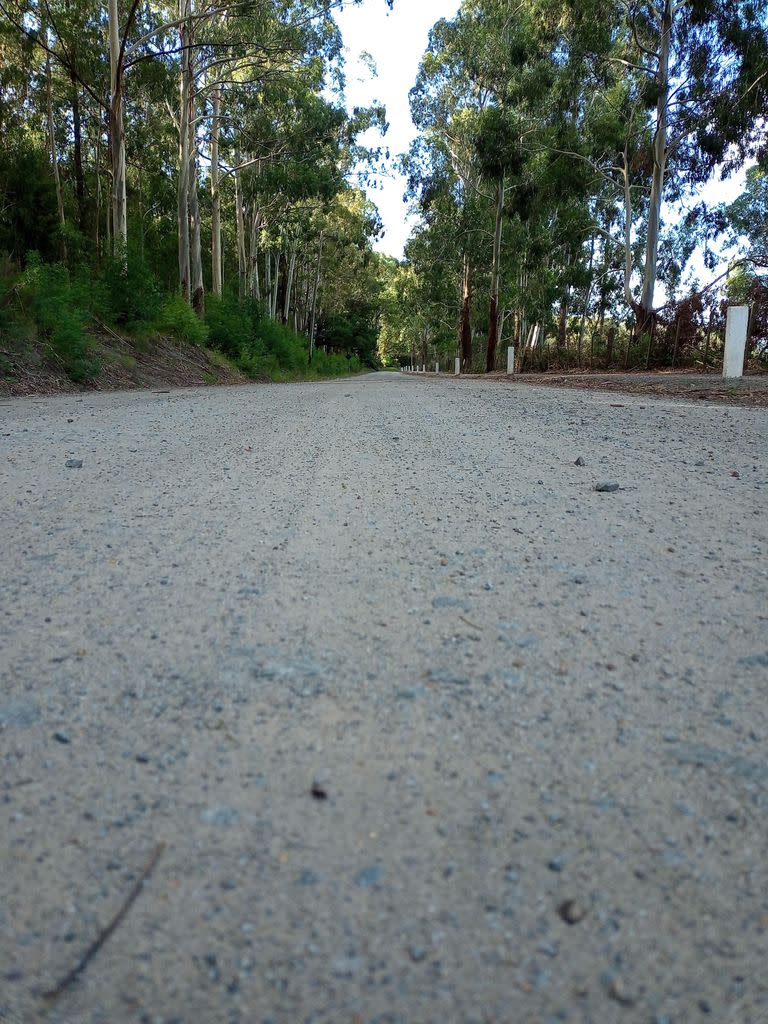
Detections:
[2, 373, 767, 1024]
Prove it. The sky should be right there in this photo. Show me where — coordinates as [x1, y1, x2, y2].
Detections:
[333, 0, 460, 259]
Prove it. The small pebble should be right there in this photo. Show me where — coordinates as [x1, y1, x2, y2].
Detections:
[557, 899, 587, 924]
[607, 978, 635, 1007]
[354, 865, 383, 888]
[65, 459, 83, 469]
[298, 869, 321, 886]
[594, 482, 620, 493]
[200, 805, 240, 827]
[53, 731, 71, 745]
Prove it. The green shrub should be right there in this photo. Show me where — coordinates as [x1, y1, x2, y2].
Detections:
[312, 349, 362, 377]
[254, 318, 308, 373]
[236, 349, 266, 378]
[155, 295, 209, 345]
[17, 255, 100, 381]
[103, 248, 162, 328]
[204, 294, 255, 356]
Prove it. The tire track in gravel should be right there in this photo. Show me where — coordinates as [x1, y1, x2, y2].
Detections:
[1, 373, 767, 1024]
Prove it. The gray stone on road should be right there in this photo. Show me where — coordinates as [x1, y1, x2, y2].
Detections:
[1, 373, 767, 1023]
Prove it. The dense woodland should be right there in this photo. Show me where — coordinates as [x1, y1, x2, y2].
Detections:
[0, 0, 766, 383]
[382, 0, 768, 373]
[0, 0, 394, 381]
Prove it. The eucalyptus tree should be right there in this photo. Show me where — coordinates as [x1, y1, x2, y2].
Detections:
[571, 0, 768, 335]
[409, 8, 500, 370]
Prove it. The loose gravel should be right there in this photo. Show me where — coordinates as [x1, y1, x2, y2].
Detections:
[1, 373, 767, 1024]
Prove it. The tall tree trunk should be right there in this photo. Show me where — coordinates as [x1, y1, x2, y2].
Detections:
[44, 39, 67, 260]
[248, 209, 261, 300]
[271, 253, 280, 319]
[70, 78, 86, 231]
[95, 129, 102, 260]
[283, 241, 297, 325]
[606, 325, 616, 367]
[308, 234, 323, 361]
[485, 174, 504, 373]
[108, 0, 127, 255]
[234, 149, 246, 301]
[187, 56, 204, 315]
[637, 0, 672, 335]
[300, 260, 311, 333]
[210, 87, 222, 295]
[459, 252, 473, 372]
[177, 0, 191, 298]
[577, 235, 595, 367]
[557, 290, 568, 353]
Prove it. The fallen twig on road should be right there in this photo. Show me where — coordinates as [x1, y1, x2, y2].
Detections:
[459, 614, 483, 632]
[43, 842, 166, 1003]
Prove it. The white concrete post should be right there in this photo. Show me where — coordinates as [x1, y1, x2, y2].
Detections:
[506, 346, 515, 374]
[724, 305, 749, 378]
[422, 364, 426, 373]
[435, 361, 439, 374]
[455, 357, 460, 375]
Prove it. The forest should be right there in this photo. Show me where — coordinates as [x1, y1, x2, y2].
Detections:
[0, 0, 767, 384]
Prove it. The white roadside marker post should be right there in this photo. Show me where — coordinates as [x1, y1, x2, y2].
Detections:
[455, 357, 460, 375]
[422, 364, 426, 373]
[435, 361, 439, 374]
[507, 346, 515, 375]
[724, 306, 749, 378]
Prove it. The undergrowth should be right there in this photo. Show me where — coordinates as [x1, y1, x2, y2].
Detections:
[0, 254, 367, 385]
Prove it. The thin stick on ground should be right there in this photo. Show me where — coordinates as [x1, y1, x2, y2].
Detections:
[43, 841, 166, 1003]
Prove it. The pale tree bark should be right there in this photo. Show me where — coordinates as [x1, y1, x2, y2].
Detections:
[108, 0, 128, 254]
[308, 234, 323, 361]
[459, 252, 473, 371]
[177, 0, 191, 299]
[270, 252, 280, 319]
[95, 131, 102, 258]
[621, 142, 635, 312]
[44, 38, 67, 260]
[210, 87, 222, 295]
[283, 240, 298, 325]
[70, 76, 86, 230]
[301, 260, 313, 333]
[248, 208, 262, 299]
[638, 0, 673, 333]
[264, 246, 272, 309]
[188, 56, 204, 315]
[577, 234, 596, 367]
[234, 148, 246, 300]
[557, 289, 568, 352]
[485, 173, 504, 372]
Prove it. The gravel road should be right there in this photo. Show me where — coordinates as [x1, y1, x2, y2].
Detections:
[2, 372, 767, 1024]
